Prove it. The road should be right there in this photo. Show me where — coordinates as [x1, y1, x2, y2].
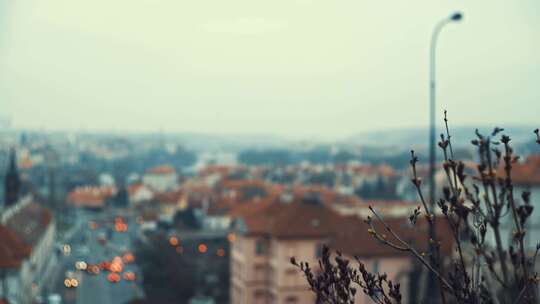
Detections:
[46, 210, 143, 304]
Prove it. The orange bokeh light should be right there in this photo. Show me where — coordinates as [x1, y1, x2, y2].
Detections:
[99, 261, 111, 270]
[123, 253, 135, 263]
[169, 236, 179, 246]
[107, 273, 121, 283]
[110, 262, 123, 273]
[198, 244, 207, 253]
[227, 233, 236, 243]
[216, 248, 225, 257]
[89, 221, 98, 230]
[123, 271, 136, 281]
[115, 222, 128, 232]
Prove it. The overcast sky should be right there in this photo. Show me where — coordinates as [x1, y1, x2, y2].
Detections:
[0, 0, 538, 140]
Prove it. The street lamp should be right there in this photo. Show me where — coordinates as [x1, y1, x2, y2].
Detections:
[426, 11, 462, 301]
[428, 11, 463, 212]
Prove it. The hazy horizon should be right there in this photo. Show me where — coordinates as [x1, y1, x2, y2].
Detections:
[0, 0, 538, 140]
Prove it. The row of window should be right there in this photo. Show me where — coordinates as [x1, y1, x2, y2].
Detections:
[254, 239, 325, 259]
[233, 259, 382, 303]
[252, 290, 299, 304]
[233, 261, 301, 286]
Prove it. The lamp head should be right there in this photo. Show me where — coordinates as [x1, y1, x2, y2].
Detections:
[450, 12, 463, 22]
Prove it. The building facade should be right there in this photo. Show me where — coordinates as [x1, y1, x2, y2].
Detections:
[143, 165, 178, 192]
[0, 196, 56, 304]
[229, 199, 452, 304]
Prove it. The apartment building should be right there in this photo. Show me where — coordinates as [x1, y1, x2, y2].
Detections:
[143, 165, 178, 192]
[0, 196, 55, 304]
[230, 198, 452, 304]
[497, 154, 540, 250]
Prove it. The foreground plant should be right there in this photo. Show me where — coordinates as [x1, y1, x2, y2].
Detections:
[293, 115, 540, 303]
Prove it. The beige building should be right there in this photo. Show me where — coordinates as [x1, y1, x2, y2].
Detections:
[143, 165, 178, 192]
[127, 183, 154, 205]
[230, 199, 452, 304]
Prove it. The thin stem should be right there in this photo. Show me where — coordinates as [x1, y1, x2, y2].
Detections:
[368, 207, 455, 293]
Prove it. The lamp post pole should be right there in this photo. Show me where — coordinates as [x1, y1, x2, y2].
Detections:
[426, 11, 462, 302]
[429, 11, 462, 218]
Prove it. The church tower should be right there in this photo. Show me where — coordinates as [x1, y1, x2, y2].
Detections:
[4, 147, 20, 207]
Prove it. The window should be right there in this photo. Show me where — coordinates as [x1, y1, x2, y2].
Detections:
[285, 268, 298, 285]
[315, 243, 324, 259]
[285, 295, 299, 304]
[254, 290, 269, 304]
[254, 264, 267, 281]
[269, 293, 277, 304]
[373, 260, 379, 273]
[371, 260, 382, 299]
[269, 266, 276, 284]
[255, 239, 267, 255]
[270, 241, 276, 255]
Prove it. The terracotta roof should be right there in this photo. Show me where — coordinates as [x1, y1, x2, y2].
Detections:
[354, 200, 416, 208]
[0, 225, 31, 269]
[67, 186, 117, 208]
[227, 198, 275, 218]
[206, 198, 235, 216]
[219, 179, 267, 191]
[241, 201, 344, 239]
[182, 183, 213, 194]
[5, 202, 52, 248]
[206, 181, 359, 217]
[146, 165, 176, 175]
[292, 185, 333, 201]
[330, 215, 453, 258]
[206, 193, 264, 216]
[503, 155, 540, 186]
[153, 190, 183, 204]
[199, 165, 233, 177]
[217, 179, 284, 204]
[237, 200, 453, 258]
[292, 185, 361, 206]
[347, 164, 397, 177]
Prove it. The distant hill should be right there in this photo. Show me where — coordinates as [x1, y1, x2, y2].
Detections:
[345, 125, 538, 150]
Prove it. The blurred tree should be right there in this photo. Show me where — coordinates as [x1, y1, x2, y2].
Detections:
[238, 149, 291, 166]
[333, 151, 357, 164]
[113, 185, 129, 208]
[135, 237, 197, 303]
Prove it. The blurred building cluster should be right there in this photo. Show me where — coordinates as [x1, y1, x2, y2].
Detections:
[0, 149, 56, 304]
[0, 129, 539, 304]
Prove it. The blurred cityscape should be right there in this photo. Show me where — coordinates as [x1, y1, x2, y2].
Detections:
[0, 126, 538, 303]
[0, 1, 539, 303]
